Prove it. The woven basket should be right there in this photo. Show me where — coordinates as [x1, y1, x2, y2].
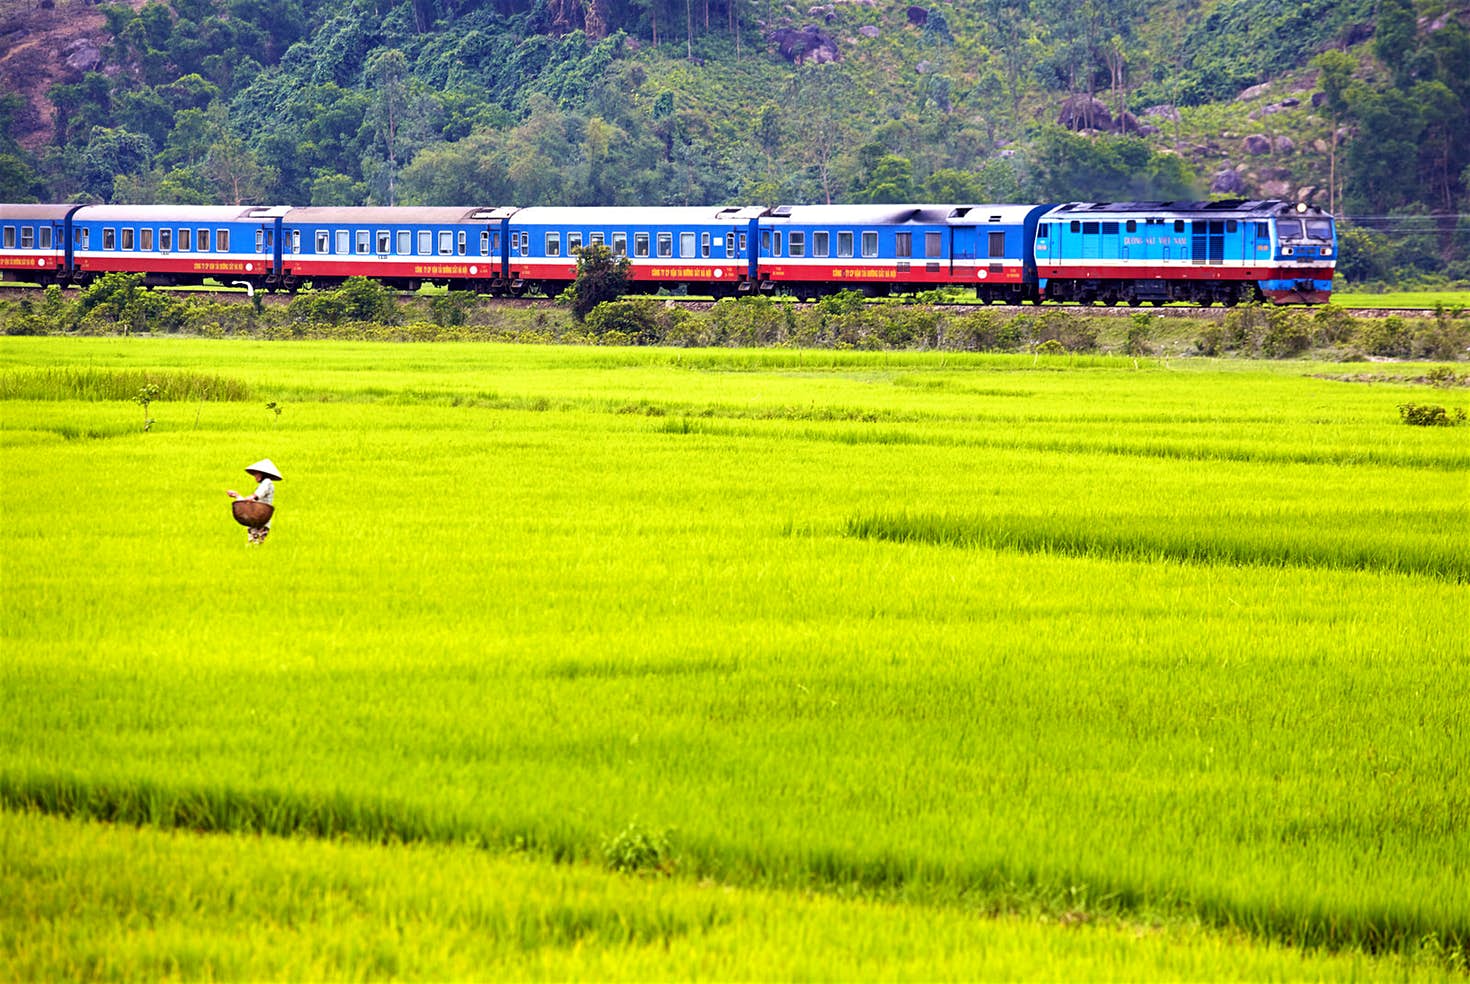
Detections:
[232, 500, 274, 528]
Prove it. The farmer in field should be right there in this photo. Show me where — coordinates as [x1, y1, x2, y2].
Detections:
[227, 458, 282, 545]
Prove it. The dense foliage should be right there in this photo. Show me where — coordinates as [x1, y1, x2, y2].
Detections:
[2, 0, 1468, 283]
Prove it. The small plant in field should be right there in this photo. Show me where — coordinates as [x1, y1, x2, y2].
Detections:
[1034, 338, 1066, 356]
[132, 383, 160, 432]
[602, 822, 676, 876]
[1397, 402, 1466, 426]
[265, 401, 283, 425]
[1124, 312, 1152, 356]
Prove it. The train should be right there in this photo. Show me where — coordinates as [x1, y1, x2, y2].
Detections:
[0, 198, 1337, 305]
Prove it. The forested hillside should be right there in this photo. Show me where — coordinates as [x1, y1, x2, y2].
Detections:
[2, 0, 1468, 282]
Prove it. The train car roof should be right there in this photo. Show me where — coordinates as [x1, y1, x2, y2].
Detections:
[765, 204, 1043, 225]
[0, 204, 78, 221]
[1045, 200, 1331, 219]
[73, 204, 290, 222]
[282, 206, 503, 224]
[509, 206, 766, 225]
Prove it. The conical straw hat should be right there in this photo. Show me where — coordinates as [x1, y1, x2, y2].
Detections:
[245, 458, 283, 480]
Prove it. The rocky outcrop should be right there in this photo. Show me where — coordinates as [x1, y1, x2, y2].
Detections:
[1058, 94, 1112, 132]
[1211, 168, 1247, 195]
[1242, 134, 1272, 156]
[769, 25, 840, 64]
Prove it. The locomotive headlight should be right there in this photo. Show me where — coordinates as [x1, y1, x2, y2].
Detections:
[1283, 247, 1294, 256]
[1322, 248, 1332, 256]
[1296, 202, 1308, 213]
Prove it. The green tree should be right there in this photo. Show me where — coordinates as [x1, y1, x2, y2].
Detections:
[565, 242, 631, 321]
[1373, 0, 1418, 88]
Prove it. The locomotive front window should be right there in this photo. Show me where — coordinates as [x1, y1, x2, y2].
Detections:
[1276, 219, 1302, 239]
[634, 232, 649, 257]
[121, 228, 135, 250]
[926, 232, 942, 258]
[356, 230, 370, 254]
[789, 232, 805, 257]
[159, 228, 171, 251]
[861, 231, 878, 258]
[613, 232, 627, 256]
[546, 232, 560, 257]
[397, 231, 411, 254]
[439, 231, 452, 255]
[216, 229, 229, 252]
[989, 231, 1006, 257]
[837, 231, 853, 258]
[813, 231, 829, 257]
[895, 232, 912, 258]
[657, 233, 672, 258]
[1306, 219, 1332, 240]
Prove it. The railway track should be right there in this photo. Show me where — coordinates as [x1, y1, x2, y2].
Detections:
[0, 283, 1450, 319]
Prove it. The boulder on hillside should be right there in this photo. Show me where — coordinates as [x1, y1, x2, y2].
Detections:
[1274, 136, 1295, 155]
[769, 25, 840, 64]
[1242, 134, 1272, 155]
[64, 39, 101, 73]
[1142, 104, 1180, 121]
[858, 24, 879, 38]
[1211, 169, 1247, 195]
[907, 5, 927, 26]
[1058, 94, 1112, 132]
[1238, 82, 1272, 101]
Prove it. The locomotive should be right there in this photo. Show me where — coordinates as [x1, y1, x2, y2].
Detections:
[0, 199, 1336, 305]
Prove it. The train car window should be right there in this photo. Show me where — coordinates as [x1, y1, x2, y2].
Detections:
[122, 228, 135, 250]
[678, 232, 694, 257]
[1070, 221, 1080, 233]
[216, 229, 229, 252]
[1101, 222, 1118, 234]
[774, 231, 783, 256]
[657, 232, 673, 258]
[520, 231, 529, 254]
[396, 231, 409, 254]
[589, 232, 604, 247]
[141, 228, 153, 251]
[701, 232, 711, 258]
[439, 231, 452, 255]
[613, 232, 627, 256]
[895, 232, 912, 258]
[635, 232, 649, 257]
[545, 232, 560, 257]
[289, 230, 299, 253]
[1174, 220, 1185, 233]
[20, 227, 33, 249]
[862, 231, 878, 258]
[41, 226, 53, 249]
[569, 232, 583, 254]
[761, 230, 771, 253]
[926, 232, 942, 258]
[103, 228, 116, 250]
[180, 229, 192, 251]
[257, 229, 266, 252]
[159, 228, 172, 252]
[789, 232, 805, 257]
[1, 226, 12, 248]
[458, 230, 467, 255]
[739, 232, 747, 252]
[989, 231, 1006, 257]
[725, 232, 735, 256]
[198, 228, 210, 251]
[1126, 220, 1137, 233]
[1226, 221, 1238, 233]
[837, 231, 853, 258]
[355, 230, 369, 254]
[415, 231, 429, 255]
[482, 231, 491, 255]
[78, 228, 90, 249]
[312, 231, 326, 253]
[813, 231, 829, 257]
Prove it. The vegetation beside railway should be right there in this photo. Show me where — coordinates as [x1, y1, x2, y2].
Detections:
[4, 273, 1468, 361]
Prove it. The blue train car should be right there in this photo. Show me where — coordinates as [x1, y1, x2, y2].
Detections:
[66, 205, 289, 288]
[279, 207, 506, 291]
[503, 206, 761, 297]
[0, 203, 76, 285]
[1034, 200, 1336, 305]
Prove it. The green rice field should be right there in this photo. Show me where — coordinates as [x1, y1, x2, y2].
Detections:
[2, 338, 1467, 979]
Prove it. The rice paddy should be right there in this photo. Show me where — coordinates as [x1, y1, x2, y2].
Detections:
[2, 337, 1466, 979]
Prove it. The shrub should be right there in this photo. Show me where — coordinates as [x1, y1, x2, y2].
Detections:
[1397, 403, 1466, 426]
[1358, 316, 1412, 358]
[602, 822, 676, 876]
[585, 298, 676, 345]
[1261, 308, 1312, 358]
[429, 291, 476, 327]
[1124, 312, 1152, 356]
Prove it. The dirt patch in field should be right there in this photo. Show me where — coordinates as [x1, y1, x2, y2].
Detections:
[1310, 371, 1468, 388]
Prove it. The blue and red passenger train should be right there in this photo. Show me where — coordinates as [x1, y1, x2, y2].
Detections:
[0, 198, 1336, 305]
